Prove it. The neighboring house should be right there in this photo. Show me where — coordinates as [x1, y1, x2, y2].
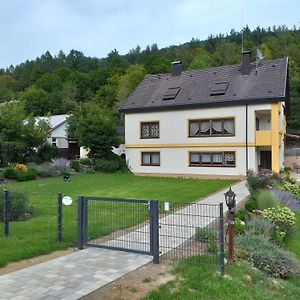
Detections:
[285, 129, 300, 170]
[119, 51, 290, 178]
[37, 114, 80, 159]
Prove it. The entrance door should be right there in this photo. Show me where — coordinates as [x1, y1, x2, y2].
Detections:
[260, 151, 272, 170]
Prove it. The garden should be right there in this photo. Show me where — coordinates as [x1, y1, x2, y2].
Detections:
[0, 170, 236, 268]
[143, 170, 300, 299]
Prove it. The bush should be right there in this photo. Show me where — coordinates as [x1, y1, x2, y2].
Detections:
[235, 218, 246, 234]
[283, 181, 300, 199]
[0, 190, 33, 221]
[235, 208, 249, 221]
[70, 160, 80, 172]
[37, 143, 58, 162]
[3, 167, 18, 180]
[16, 168, 37, 181]
[246, 170, 273, 196]
[52, 158, 71, 174]
[256, 190, 279, 210]
[195, 228, 217, 242]
[245, 217, 275, 239]
[245, 198, 257, 212]
[235, 234, 298, 278]
[94, 159, 120, 173]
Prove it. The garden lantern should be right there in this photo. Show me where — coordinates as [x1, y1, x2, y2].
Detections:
[224, 187, 236, 212]
[224, 187, 236, 265]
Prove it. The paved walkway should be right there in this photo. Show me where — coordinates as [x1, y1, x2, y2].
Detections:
[0, 181, 249, 300]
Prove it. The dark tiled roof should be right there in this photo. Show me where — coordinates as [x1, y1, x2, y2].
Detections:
[119, 58, 288, 113]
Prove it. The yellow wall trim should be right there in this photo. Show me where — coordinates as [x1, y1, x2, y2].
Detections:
[271, 103, 280, 172]
[126, 142, 256, 148]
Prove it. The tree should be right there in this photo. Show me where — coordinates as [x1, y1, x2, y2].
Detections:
[0, 102, 49, 166]
[74, 103, 121, 159]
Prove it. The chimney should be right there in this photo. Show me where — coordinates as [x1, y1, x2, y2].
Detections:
[172, 61, 183, 76]
[241, 50, 251, 75]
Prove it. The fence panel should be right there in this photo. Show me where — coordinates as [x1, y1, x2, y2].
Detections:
[158, 201, 224, 271]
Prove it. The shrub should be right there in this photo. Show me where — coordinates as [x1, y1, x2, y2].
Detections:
[3, 167, 18, 180]
[195, 228, 217, 242]
[245, 198, 257, 212]
[235, 218, 246, 234]
[246, 170, 272, 196]
[52, 158, 71, 174]
[245, 217, 275, 239]
[235, 234, 298, 278]
[235, 208, 249, 221]
[37, 143, 58, 162]
[207, 241, 219, 253]
[16, 168, 37, 181]
[0, 190, 33, 221]
[70, 160, 80, 172]
[94, 159, 120, 173]
[262, 206, 296, 227]
[283, 181, 300, 199]
[256, 190, 279, 210]
[15, 163, 28, 172]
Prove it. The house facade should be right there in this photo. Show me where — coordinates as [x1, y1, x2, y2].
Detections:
[119, 52, 289, 178]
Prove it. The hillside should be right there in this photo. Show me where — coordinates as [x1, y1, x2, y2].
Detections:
[0, 25, 299, 128]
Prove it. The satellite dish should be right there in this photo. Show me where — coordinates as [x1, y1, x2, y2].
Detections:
[256, 48, 264, 60]
[62, 196, 73, 206]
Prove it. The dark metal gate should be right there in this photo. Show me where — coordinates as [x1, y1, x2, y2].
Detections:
[77, 196, 159, 263]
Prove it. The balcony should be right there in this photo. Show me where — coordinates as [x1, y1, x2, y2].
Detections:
[255, 130, 272, 146]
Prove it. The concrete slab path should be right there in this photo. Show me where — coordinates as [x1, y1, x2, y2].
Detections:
[0, 181, 249, 300]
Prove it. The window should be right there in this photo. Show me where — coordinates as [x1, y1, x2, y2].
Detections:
[210, 82, 229, 95]
[52, 138, 57, 147]
[189, 118, 234, 137]
[189, 152, 235, 167]
[162, 87, 181, 100]
[142, 152, 160, 166]
[141, 122, 159, 139]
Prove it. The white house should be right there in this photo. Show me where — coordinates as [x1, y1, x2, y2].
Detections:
[119, 51, 289, 178]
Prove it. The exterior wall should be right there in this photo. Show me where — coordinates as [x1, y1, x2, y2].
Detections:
[47, 123, 69, 149]
[125, 103, 274, 177]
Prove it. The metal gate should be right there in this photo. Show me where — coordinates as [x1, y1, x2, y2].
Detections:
[77, 196, 160, 263]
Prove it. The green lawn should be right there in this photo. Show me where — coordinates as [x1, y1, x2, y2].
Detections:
[0, 173, 236, 267]
[286, 210, 300, 260]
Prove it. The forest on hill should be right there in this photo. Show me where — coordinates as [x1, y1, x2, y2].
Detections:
[0, 25, 300, 129]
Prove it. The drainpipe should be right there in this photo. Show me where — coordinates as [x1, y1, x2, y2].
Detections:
[246, 104, 249, 174]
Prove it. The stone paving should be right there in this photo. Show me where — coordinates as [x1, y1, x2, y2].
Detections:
[0, 181, 249, 300]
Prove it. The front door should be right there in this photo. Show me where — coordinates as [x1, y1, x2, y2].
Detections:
[260, 151, 272, 170]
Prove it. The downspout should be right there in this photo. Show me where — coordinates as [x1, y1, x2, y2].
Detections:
[246, 104, 248, 174]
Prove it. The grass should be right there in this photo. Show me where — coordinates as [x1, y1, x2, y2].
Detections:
[286, 210, 300, 259]
[143, 257, 300, 300]
[0, 173, 236, 267]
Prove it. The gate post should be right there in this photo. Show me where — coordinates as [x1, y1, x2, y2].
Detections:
[57, 193, 62, 242]
[4, 189, 9, 237]
[219, 203, 225, 276]
[150, 200, 159, 264]
[77, 196, 84, 250]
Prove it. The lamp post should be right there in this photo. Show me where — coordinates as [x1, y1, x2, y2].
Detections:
[224, 187, 236, 265]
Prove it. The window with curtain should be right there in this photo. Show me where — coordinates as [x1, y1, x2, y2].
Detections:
[189, 118, 234, 137]
[142, 152, 160, 166]
[141, 122, 159, 138]
[189, 152, 235, 167]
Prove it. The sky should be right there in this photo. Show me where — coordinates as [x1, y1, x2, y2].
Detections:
[0, 0, 299, 69]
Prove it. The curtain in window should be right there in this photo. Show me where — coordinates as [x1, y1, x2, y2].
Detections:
[212, 120, 222, 134]
[200, 120, 210, 135]
[151, 153, 160, 165]
[224, 119, 234, 135]
[143, 153, 151, 164]
[212, 153, 223, 164]
[190, 122, 200, 135]
[151, 124, 159, 137]
[201, 153, 211, 164]
[190, 153, 200, 163]
[142, 124, 150, 137]
[224, 153, 235, 165]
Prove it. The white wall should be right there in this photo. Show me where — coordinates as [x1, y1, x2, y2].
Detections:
[47, 123, 69, 149]
[124, 103, 272, 176]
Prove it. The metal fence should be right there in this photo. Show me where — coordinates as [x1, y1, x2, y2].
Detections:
[158, 201, 225, 274]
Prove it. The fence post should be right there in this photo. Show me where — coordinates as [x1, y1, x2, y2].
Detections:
[219, 203, 225, 276]
[4, 189, 9, 237]
[57, 193, 63, 242]
[150, 200, 159, 264]
[77, 196, 84, 250]
[83, 198, 88, 244]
